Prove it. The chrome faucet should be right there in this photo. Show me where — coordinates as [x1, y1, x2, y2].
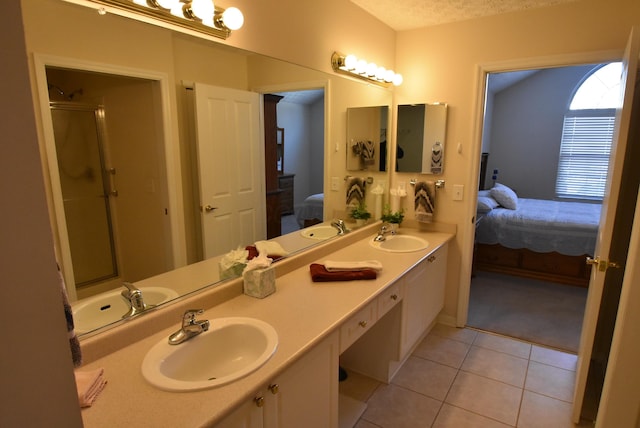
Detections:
[168, 309, 210, 345]
[331, 219, 350, 235]
[121, 281, 154, 318]
[374, 223, 394, 242]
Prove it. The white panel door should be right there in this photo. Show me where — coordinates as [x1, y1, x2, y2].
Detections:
[193, 83, 265, 259]
[572, 27, 640, 422]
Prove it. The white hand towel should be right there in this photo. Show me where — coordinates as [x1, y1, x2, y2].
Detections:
[324, 260, 383, 272]
[74, 368, 107, 408]
[255, 240, 289, 257]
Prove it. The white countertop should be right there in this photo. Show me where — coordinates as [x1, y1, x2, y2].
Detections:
[79, 224, 453, 427]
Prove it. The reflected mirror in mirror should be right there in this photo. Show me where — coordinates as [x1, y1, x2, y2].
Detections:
[396, 103, 448, 173]
[346, 106, 389, 172]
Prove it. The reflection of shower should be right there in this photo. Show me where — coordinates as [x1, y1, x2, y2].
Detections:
[50, 102, 118, 288]
[48, 83, 84, 100]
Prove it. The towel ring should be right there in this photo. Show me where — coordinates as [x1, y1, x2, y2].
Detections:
[409, 179, 446, 189]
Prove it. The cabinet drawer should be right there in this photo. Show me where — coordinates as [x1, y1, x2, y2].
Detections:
[378, 282, 402, 319]
[340, 301, 377, 353]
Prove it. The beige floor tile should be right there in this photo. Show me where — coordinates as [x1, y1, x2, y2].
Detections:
[530, 346, 577, 371]
[473, 331, 532, 359]
[361, 383, 442, 428]
[430, 324, 478, 344]
[461, 346, 528, 387]
[525, 361, 576, 402]
[517, 390, 575, 428]
[433, 404, 512, 428]
[413, 335, 471, 368]
[392, 356, 458, 401]
[445, 371, 522, 426]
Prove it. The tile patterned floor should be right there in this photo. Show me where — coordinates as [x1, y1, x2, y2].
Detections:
[340, 324, 593, 428]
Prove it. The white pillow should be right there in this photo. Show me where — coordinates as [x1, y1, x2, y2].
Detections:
[490, 183, 518, 210]
[477, 193, 499, 213]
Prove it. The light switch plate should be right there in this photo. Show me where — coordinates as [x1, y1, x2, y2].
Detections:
[331, 177, 340, 191]
[453, 184, 464, 201]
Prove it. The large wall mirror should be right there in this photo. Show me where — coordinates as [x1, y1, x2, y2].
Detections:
[25, 0, 392, 337]
[346, 106, 390, 172]
[396, 103, 448, 173]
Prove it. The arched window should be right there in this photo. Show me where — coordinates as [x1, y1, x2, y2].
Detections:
[555, 62, 622, 200]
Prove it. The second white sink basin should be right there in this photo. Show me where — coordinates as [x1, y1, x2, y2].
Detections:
[72, 286, 179, 334]
[300, 225, 338, 240]
[370, 234, 429, 252]
[142, 317, 278, 392]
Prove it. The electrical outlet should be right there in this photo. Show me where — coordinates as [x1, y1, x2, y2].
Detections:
[453, 184, 464, 201]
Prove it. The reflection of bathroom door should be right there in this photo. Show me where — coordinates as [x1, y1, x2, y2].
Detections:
[192, 83, 266, 258]
[50, 103, 118, 286]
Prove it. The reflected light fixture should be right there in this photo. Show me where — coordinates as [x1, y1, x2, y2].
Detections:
[89, 0, 244, 39]
[331, 52, 402, 87]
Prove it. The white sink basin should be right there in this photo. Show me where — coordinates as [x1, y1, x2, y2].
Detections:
[72, 286, 179, 334]
[300, 225, 338, 240]
[142, 317, 278, 392]
[370, 234, 429, 252]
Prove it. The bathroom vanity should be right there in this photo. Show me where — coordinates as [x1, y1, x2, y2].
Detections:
[79, 222, 453, 427]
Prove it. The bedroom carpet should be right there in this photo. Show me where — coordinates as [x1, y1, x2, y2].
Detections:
[467, 271, 588, 353]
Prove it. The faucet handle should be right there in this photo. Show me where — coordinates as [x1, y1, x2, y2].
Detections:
[182, 309, 205, 326]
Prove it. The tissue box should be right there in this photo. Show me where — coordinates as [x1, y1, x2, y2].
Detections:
[243, 266, 276, 299]
[219, 262, 246, 280]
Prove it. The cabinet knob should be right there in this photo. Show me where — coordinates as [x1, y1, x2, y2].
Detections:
[358, 320, 367, 328]
[268, 383, 279, 394]
[390, 294, 398, 300]
[428, 255, 436, 263]
[254, 395, 265, 407]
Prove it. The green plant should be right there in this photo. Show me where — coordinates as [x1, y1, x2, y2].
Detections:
[381, 205, 404, 224]
[350, 202, 371, 220]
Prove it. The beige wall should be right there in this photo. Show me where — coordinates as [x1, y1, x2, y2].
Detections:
[1, 1, 83, 426]
[393, 0, 640, 323]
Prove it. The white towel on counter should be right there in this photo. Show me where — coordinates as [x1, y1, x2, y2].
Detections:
[323, 260, 383, 273]
[255, 240, 289, 257]
[74, 368, 107, 408]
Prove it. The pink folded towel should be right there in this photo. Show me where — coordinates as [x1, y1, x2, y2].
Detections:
[74, 368, 107, 408]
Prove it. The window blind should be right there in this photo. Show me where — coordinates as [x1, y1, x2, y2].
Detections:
[555, 112, 615, 200]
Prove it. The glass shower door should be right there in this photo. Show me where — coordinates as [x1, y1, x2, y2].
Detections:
[51, 103, 118, 287]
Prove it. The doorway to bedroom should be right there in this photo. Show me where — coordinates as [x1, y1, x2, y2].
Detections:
[468, 61, 622, 353]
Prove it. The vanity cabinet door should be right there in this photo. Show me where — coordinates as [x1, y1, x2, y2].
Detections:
[264, 330, 339, 428]
[215, 398, 264, 428]
[217, 331, 339, 428]
[400, 244, 448, 358]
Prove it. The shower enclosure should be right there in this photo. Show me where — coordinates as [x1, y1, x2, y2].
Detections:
[50, 102, 119, 287]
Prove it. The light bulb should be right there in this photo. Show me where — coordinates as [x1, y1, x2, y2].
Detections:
[366, 63, 378, 77]
[155, 0, 180, 9]
[384, 70, 395, 83]
[221, 7, 244, 30]
[190, 0, 214, 20]
[376, 66, 386, 80]
[392, 73, 403, 86]
[356, 59, 368, 75]
[344, 55, 358, 70]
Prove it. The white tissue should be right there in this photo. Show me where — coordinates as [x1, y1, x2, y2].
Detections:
[218, 247, 249, 279]
[243, 254, 275, 299]
[244, 252, 273, 272]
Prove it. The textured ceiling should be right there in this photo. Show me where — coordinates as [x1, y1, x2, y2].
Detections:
[350, 0, 581, 31]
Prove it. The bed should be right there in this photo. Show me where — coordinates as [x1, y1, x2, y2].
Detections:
[474, 185, 601, 287]
[296, 193, 324, 227]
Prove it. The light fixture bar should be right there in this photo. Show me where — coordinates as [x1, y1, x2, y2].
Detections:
[331, 52, 402, 87]
[86, 0, 243, 39]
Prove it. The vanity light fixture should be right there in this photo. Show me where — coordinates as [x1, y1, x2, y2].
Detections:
[331, 52, 403, 87]
[87, 0, 244, 39]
